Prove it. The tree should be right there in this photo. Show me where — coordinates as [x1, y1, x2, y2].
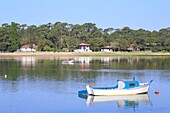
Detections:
[112, 38, 129, 51]
[0, 25, 10, 52]
[63, 36, 79, 51]
[145, 37, 156, 44]
[20, 25, 38, 45]
[110, 42, 119, 51]
[37, 39, 54, 51]
[0, 21, 170, 52]
[43, 45, 54, 51]
[8, 22, 20, 52]
[92, 38, 105, 51]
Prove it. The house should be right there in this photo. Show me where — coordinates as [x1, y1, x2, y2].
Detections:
[127, 48, 133, 52]
[101, 46, 113, 52]
[74, 43, 92, 52]
[63, 48, 69, 52]
[20, 44, 37, 52]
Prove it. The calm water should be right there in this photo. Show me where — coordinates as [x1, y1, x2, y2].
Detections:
[0, 56, 170, 113]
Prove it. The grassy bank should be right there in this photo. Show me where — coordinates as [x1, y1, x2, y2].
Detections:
[73, 52, 170, 56]
[1, 51, 170, 57]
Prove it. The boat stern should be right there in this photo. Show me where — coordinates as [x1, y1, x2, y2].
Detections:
[86, 85, 94, 95]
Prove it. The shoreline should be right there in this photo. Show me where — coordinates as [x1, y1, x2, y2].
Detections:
[0, 51, 170, 57]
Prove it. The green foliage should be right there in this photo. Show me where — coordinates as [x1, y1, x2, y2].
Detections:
[161, 50, 167, 53]
[152, 46, 159, 52]
[8, 22, 20, 52]
[43, 45, 54, 51]
[0, 22, 170, 52]
[145, 37, 156, 43]
[92, 38, 105, 51]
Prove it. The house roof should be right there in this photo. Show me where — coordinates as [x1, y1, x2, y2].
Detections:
[21, 44, 38, 49]
[79, 43, 90, 46]
[21, 45, 30, 48]
[63, 48, 69, 50]
[101, 46, 112, 49]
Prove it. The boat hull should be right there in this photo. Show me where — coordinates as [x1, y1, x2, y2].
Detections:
[86, 83, 150, 96]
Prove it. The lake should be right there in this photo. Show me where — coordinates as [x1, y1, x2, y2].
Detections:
[0, 56, 170, 113]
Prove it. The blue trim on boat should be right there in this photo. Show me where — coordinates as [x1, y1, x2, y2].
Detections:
[78, 90, 88, 95]
[93, 86, 117, 90]
[123, 81, 139, 89]
[92, 81, 140, 90]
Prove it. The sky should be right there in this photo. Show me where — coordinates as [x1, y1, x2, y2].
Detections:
[0, 0, 170, 31]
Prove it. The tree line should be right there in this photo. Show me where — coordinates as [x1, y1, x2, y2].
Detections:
[0, 22, 170, 52]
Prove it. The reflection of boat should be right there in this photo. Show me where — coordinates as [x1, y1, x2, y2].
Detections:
[79, 94, 151, 107]
[81, 77, 153, 96]
[62, 58, 74, 64]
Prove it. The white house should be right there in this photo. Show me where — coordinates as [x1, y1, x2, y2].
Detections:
[63, 48, 69, 52]
[74, 43, 92, 52]
[20, 44, 37, 52]
[101, 46, 113, 52]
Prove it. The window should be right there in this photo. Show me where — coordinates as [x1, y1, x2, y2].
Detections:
[129, 83, 135, 86]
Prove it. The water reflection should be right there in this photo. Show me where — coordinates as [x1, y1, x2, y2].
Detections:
[74, 57, 92, 64]
[1, 56, 170, 69]
[1, 56, 170, 83]
[16, 56, 36, 66]
[79, 94, 151, 108]
[0, 56, 170, 113]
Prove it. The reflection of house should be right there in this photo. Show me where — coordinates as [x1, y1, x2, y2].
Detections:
[16, 57, 35, 66]
[20, 44, 37, 52]
[101, 46, 113, 52]
[74, 57, 92, 64]
[21, 57, 35, 66]
[74, 57, 92, 70]
[100, 57, 112, 63]
[74, 43, 92, 52]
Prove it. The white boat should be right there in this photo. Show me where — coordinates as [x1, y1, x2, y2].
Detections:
[85, 78, 153, 96]
[62, 58, 74, 64]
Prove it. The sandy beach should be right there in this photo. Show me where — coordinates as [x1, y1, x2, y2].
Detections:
[0, 51, 170, 56]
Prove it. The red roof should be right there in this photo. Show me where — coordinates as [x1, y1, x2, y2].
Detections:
[63, 48, 69, 50]
[21, 44, 38, 49]
[79, 43, 90, 46]
[21, 45, 30, 48]
[101, 46, 112, 49]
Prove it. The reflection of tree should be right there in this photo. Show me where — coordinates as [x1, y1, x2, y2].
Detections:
[1, 56, 170, 82]
[0, 59, 21, 81]
[1, 56, 170, 96]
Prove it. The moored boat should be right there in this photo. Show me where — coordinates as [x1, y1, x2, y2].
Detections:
[62, 58, 74, 64]
[79, 77, 153, 96]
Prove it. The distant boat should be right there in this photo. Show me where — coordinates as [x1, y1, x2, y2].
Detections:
[79, 77, 153, 96]
[62, 58, 74, 64]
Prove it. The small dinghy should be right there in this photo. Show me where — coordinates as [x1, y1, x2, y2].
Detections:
[62, 58, 74, 64]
